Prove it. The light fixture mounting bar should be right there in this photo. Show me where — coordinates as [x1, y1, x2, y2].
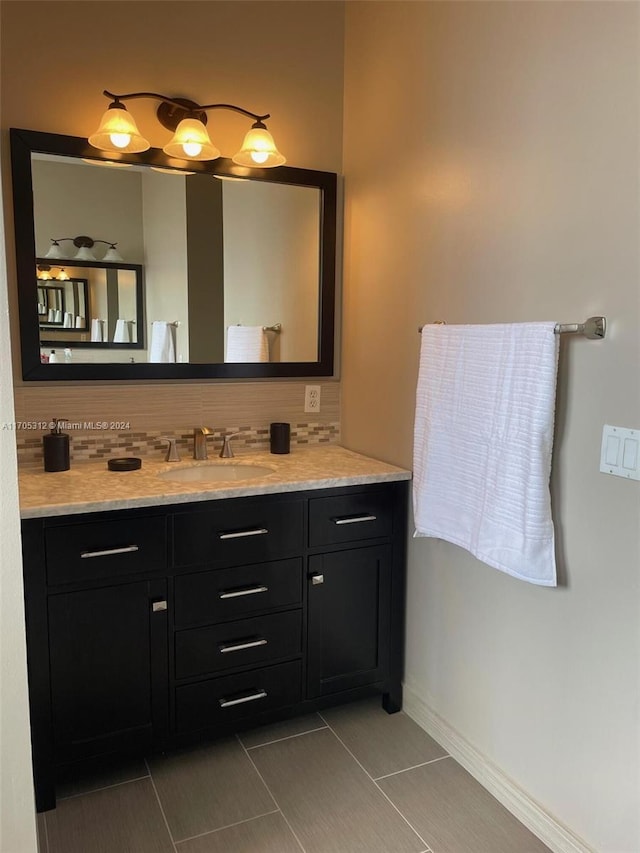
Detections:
[102, 90, 270, 124]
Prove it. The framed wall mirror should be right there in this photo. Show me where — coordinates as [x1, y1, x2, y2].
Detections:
[11, 128, 337, 380]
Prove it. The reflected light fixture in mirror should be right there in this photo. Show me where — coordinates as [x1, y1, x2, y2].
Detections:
[36, 265, 70, 281]
[45, 236, 123, 262]
[88, 90, 286, 166]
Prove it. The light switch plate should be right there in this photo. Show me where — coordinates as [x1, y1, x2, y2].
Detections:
[600, 424, 640, 480]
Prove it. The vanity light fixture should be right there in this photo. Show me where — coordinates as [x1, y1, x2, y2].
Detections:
[44, 236, 123, 263]
[88, 90, 286, 167]
[36, 264, 69, 281]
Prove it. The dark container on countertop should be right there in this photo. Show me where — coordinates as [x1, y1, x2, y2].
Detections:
[270, 422, 290, 454]
[43, 418, 70, 472]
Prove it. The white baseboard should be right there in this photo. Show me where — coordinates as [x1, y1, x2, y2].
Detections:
[402, 683, 595, 853]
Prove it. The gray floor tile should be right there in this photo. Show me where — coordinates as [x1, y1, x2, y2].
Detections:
[378, 756, 551, 853]
[45, 778, 174, 853]
[321, 698, 448, 778]
[56, 755, 149, 799]
[148, 737, 275, 842]
[37, 811, 48, 853]
[250, 727, 425, 852]
[176, 811, 302, 852]
[239, 712, 327, 749]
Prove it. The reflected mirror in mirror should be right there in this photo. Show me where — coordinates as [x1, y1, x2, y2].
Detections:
[36, 261, 143, 354]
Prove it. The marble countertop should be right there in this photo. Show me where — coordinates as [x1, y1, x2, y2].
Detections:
[19, 445, 412, 519]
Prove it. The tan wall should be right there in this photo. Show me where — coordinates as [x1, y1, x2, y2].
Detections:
[223, 181, 320, 362]
[343, 3, 639, 851]
[0, 143, 37, 853]
[1, 0, 345, 419]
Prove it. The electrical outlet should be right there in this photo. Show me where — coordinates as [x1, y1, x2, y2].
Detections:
[304, 385, 321, 413]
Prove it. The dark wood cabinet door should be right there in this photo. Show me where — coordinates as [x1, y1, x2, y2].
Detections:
[48, 578, 167, 761]
[307, 545, 391, 698]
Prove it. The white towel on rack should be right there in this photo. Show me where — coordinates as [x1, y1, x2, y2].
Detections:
[225, 325, 269, 363]
[75, 316, 84, 328]
[90, 319, 104, 342]
[63, 312, 73, 328]
[113, 319, 130, 343]
[413, 322, 559, 586]
[149, 321, 176, 363]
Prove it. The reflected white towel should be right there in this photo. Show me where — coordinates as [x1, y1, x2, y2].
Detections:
[47, 309, 55, 322]
[413, 322, 559, 586]
[149, 321, 176, 363]
[90, 319, 104, 342]
[63, 312, 73, 328]
[113, 319, 130, 343]
[225, 325, 269, 363]
[75, 316, 84, 328]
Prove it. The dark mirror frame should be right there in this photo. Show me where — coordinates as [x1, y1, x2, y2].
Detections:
[10, 128, 337, 381]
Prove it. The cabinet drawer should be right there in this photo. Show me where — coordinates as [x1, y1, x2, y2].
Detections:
[174, 558, 302, 628]
[45, 516, 167, 586]
[172, 499, 303, 569]
[175, 610, 302, 679]
[175, 660, 301, 733]
[308, 490, 393, 547]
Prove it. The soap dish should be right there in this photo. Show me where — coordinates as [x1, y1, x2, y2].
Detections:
[108, 457, 142, 472]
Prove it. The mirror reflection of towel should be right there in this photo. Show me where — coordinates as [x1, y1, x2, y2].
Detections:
[63, 312, 73, 328]
[113, 319, 130, 343]
[90, 319, 104, 342]
[149, 321, 176, 363]
[225, 326, 269, 362]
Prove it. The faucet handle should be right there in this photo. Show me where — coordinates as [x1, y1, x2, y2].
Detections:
[219, 432, 240, 458]
[161, 437, 181, 462]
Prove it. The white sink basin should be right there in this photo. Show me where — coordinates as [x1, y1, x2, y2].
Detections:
[158, 463, 275, 483]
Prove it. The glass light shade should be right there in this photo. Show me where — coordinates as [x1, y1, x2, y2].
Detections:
[57, 269, 70, 281]
[103, 246, 124, 263]
[88, 105, 150, 154]
[163, 118, 220, 161]
[74, 246, 97, 262]
[44, 241, 67, 259]
[232, 126, 286, 168]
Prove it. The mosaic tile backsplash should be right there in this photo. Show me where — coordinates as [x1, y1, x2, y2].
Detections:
[17, 422, 340, 470]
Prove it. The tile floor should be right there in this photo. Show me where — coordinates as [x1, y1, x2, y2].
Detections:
[37, 698, 551, 853]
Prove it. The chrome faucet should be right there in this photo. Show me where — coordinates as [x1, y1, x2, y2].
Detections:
[193, 427, 215, 460]
[219, 432, 240, 458]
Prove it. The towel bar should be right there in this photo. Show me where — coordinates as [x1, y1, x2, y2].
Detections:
[418, 316, 606, 340]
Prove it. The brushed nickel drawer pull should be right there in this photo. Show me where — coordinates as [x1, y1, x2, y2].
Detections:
[80, 545, 139, 559]
[152, 600, 167, 612]
[219, 638, 268, 654]
[219, 528, 269, 540]
[219, 689, 267, 708]
[332, 515, 377, 525]
[219, 585, 268, 599]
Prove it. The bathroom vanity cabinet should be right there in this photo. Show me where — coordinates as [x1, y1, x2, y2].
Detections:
[21, 480, 408, 812]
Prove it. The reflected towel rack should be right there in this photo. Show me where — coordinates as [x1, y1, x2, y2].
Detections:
[418, 316, 606, 340]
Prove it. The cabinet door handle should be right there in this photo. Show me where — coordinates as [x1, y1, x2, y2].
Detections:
[219, 585, 268, 599]
[219, 528, 269, 540]
[219, 638, 268, 654]
[219, 689, 267, 708]
[80, 545, 139, 559]
[310, 573, 324, 585]
[332, 515, 377, 526]
[152, 600, 167, 612]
